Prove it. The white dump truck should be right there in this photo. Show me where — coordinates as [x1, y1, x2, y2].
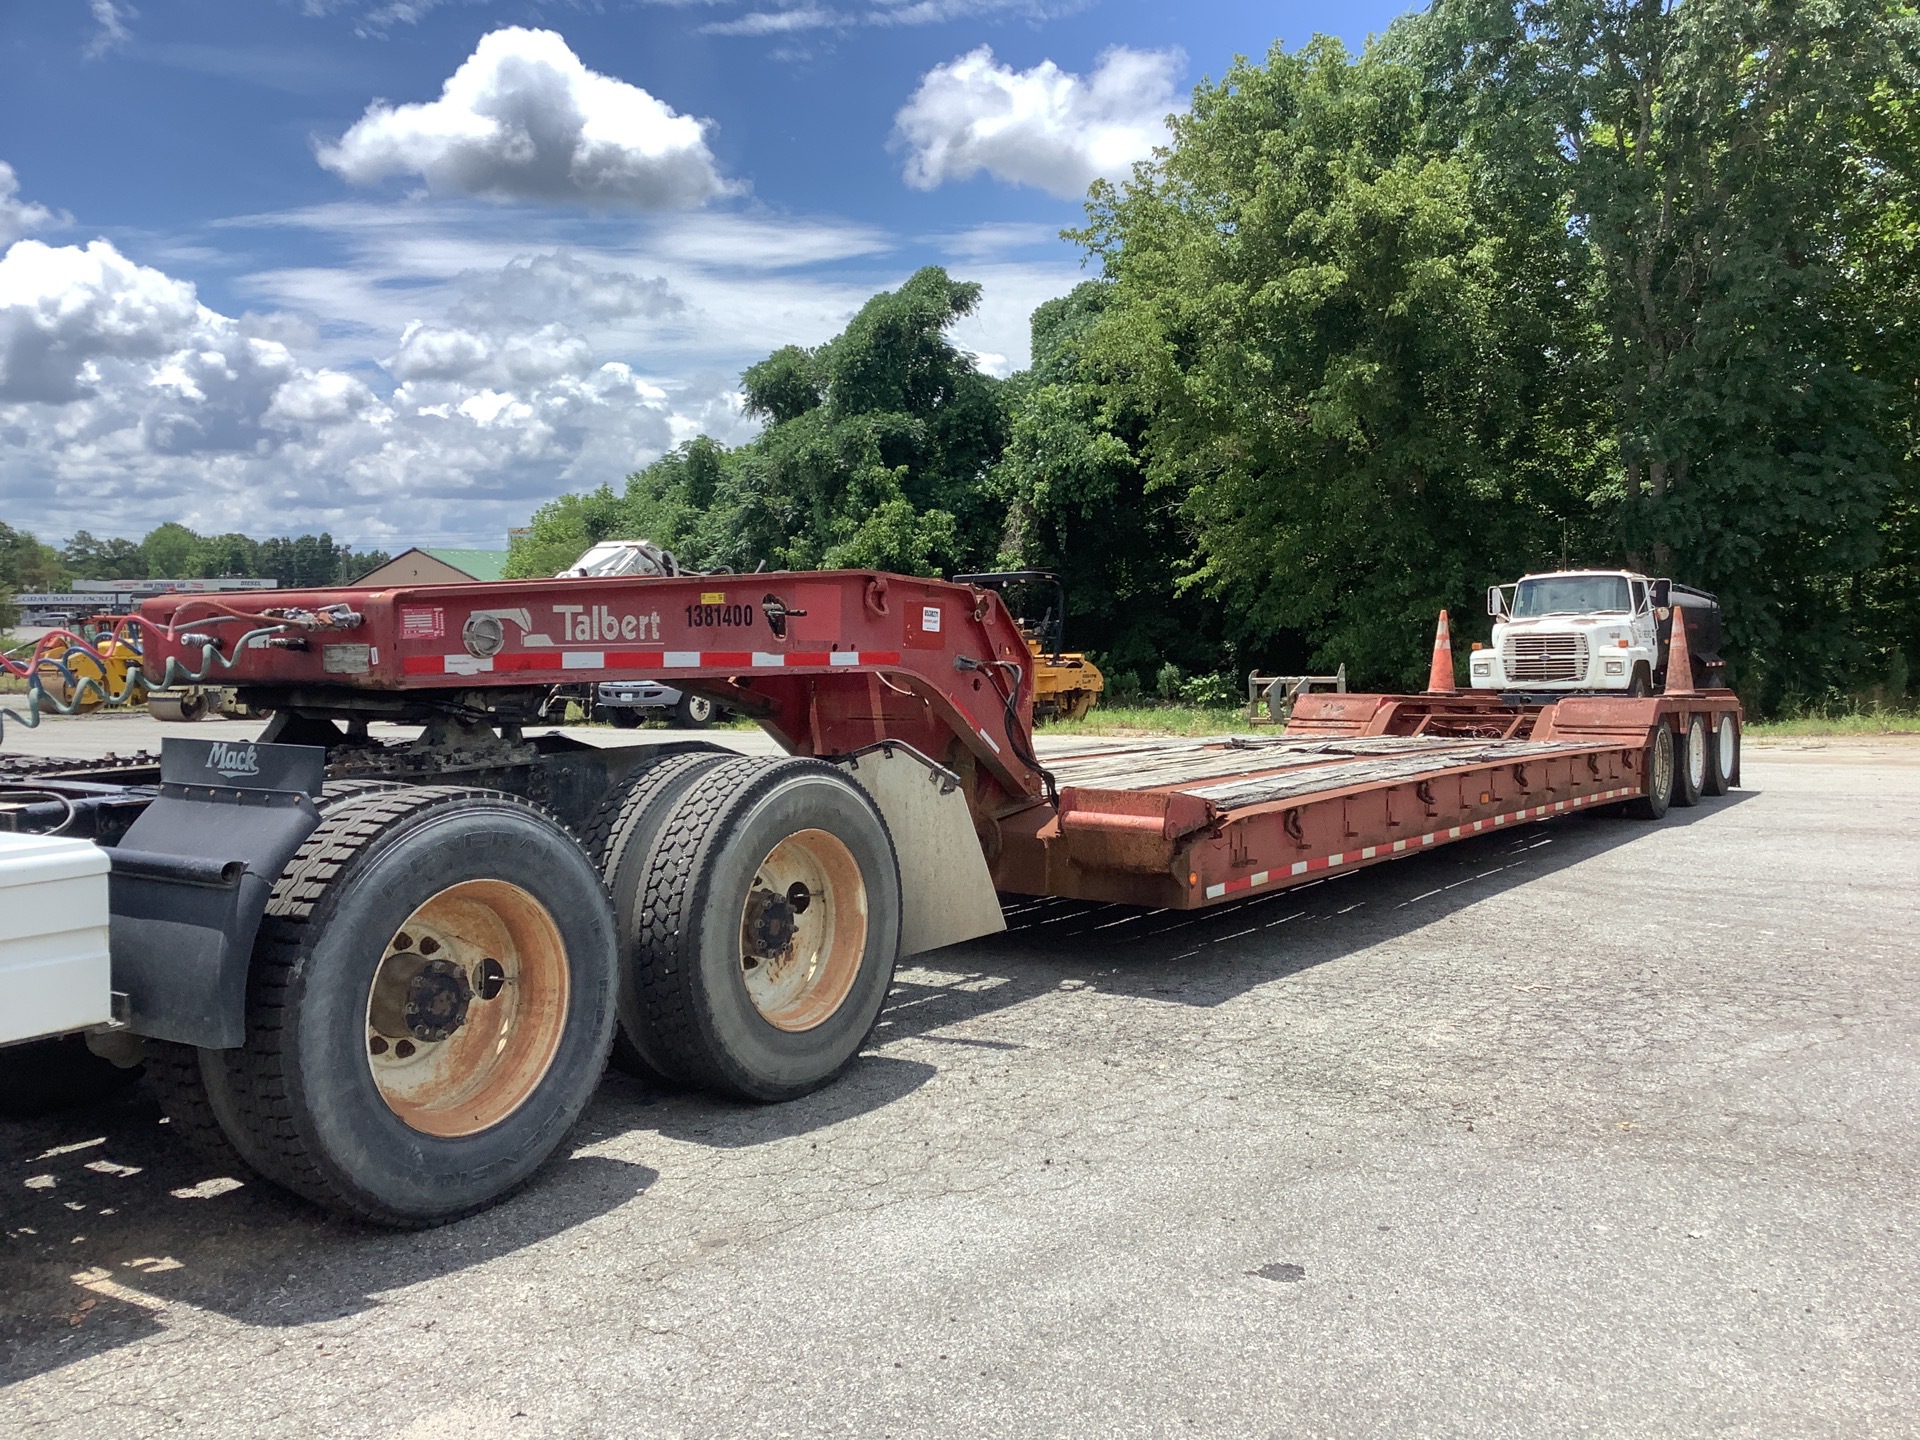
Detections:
[1471, 569, 1724, 696]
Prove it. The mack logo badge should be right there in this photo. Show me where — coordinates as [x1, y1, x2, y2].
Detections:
[206, 741, 260, 781]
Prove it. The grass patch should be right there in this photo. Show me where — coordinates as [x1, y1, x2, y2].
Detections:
[1745, 712, 1920, 738]
[1037, 703, 1254, 738]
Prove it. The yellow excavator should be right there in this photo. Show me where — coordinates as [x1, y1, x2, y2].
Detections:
[953, 571, 1105, 722]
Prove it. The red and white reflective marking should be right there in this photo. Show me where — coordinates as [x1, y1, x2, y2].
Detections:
[404, 648, 904, 677]
[1201, 785, 1638, 900]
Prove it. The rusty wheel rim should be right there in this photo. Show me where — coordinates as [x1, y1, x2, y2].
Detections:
[738, 828, 868, 1032]
[364, 880, 570, 1138]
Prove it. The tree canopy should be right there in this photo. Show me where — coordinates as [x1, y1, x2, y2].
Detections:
[501, 2, 1920, 714]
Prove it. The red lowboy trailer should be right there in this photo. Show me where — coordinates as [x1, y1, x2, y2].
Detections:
[0, 571, 1739, 1226]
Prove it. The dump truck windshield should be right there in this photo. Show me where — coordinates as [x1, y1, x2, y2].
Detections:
[1513, 574, 1632, 618]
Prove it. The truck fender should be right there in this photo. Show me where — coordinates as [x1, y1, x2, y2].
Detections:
[832, 742, 1005, 957]
[107, 739, 326, 1049]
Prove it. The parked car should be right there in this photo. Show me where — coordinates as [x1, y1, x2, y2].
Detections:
[595, 679, 723, 728]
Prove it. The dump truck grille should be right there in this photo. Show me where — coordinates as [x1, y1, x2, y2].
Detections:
[1503, 632, 1588, 684]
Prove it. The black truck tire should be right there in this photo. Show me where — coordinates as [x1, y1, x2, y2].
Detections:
[1623, 722, 1675, 821]
[579, 750, 736, 1082]
[1671, 714, 1706, 808]
[146, 1040, 252, 1172]
[200, 787, 618, 1227]
[1704, 712, 1738, 795]
[610, 708, 643, 730]
[634, 758, 903, 1102]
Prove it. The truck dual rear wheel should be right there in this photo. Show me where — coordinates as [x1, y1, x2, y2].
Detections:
[582, 750, 735, 1082]
[1671, 715, 1706, 808]
[632, 758, 902, 1102]
[200, 788, 617, 1227]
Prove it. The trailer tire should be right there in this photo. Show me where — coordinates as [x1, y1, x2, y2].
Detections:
[636, 758, 902, 1102]
[1704, 712, 1738, 795]
[1672, 715, 1706, 808]
[580, 750, 735, 1082]
[1623, 723, 1674, 821]
[204, 787, 618, 1227]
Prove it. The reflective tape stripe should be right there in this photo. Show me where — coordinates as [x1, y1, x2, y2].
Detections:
[408, 648, 907, 675]
[1194, 783, 1634, 904]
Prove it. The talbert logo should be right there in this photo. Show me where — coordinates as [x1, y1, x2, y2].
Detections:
[554, 603, 662, 643]
[206, 741, 260, 782]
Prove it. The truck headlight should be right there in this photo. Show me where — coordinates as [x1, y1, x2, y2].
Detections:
[1604, 659, 1625, 676]
[1471, 654, 1492, 672]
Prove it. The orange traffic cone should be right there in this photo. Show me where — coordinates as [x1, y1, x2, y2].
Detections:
[1664, 607, 1697, 696]
[1426, 609, 1457, 694]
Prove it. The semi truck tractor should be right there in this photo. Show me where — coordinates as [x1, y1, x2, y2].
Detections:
[2, 572, 1739, 1227]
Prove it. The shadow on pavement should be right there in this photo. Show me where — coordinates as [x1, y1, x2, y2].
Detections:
[870, 789, 1758, 1042]
[0, 1081, 654, 1382]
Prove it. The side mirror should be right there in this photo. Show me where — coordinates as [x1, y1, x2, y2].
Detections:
[1487, 585, 1508, 618]
[1652, 578, 1671, 608]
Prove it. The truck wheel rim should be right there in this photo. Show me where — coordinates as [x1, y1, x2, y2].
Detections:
[1652, 727, 1674, 799]
[1687, 719, 1707, 790]
[689, 696, 713, 722]
[364, 880, 570, 1138]
[1719, 715, 1737, 773]
[739, 829, 868, 1033]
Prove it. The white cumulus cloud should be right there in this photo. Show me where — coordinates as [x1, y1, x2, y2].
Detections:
[0, 239, 204, 403]
[0, 234, 706, 545]
[317, 27, 734, 210]
[0, 162, 68, 248]
[893, 45, 1182, 200]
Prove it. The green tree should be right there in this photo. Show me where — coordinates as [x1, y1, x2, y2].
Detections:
[0, 523, 69, 628]
[62, 531, 147, 581]
[514, 267, 1009, 581]
[1414, 0, 1917, 707]
[990, 281, 1233, 683]
[140, 523, 201, 580]
[190, 532, 262, 579]
[1073, 34, 1591, 686]
[258, 533, 347, 588]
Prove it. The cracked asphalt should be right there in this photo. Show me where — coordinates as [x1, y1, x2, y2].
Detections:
[3, 728, 1917, 1438]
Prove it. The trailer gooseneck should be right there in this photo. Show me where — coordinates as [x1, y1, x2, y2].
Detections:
[1, 578, 1741, 1226]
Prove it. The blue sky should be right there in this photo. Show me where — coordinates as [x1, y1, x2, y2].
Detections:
[0, 0, 1409, 552]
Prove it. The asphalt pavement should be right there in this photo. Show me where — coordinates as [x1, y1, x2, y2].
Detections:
[3, 718, 1917, 1438]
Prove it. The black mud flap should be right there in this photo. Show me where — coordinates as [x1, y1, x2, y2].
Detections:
[108, 738, 325, 1048]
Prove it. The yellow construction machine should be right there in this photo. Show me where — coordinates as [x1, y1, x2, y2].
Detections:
[31, 628, 147, 713]
[953, 571, 1105, 722]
